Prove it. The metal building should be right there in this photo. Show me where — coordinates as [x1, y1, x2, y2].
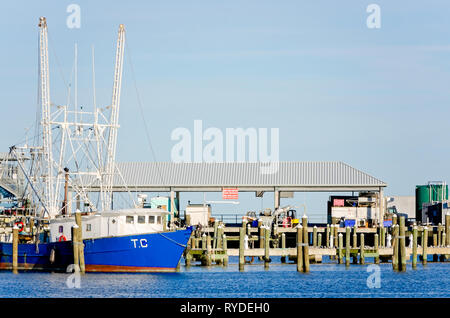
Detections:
[79, 161, 387, 224]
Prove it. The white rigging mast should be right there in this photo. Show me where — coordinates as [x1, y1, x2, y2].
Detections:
[38, 16, 56, 216]
[104, 24, 125, 210]
[11, 18, 133, 218]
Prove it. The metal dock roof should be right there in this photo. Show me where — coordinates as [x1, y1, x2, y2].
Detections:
[86, 161, 387, 192]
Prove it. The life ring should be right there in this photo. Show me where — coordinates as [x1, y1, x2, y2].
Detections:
[14, 221, 24, 232]
[58, 234, 67, 242]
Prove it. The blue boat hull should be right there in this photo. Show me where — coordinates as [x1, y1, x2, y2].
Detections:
[0, 227, 193, 272]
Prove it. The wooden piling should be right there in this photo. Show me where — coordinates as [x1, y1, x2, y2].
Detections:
[302, 216, 310, 273]
[345, 226, 351, 267]
[352, 226, 357, 249]
[334, 224, 339, 250]
[313, 226, 317, 247]
[258, 220, 264, 261]
[412, 226, 418, 269]
[374, 233, 379, 264]
[281, 233, 286, 263]
[12, 226, 19, 274]
[75, 211, 85, 274]
[423, 227, 428, 266]
[392, 214, 398, 226]
[380, 226, 385, 247]
[213, 221, 219, 249]
[438, 224, 442, 246]
[202, 233, 207, 251]
[360, 233, 365, 265]
[222, 234, 228, 266]
[296, 225, 303, 272]
[71, 225, 80, 273]
[446, 215, 450, 246]
[326, 224, 330, 249]
[399, 216, 407, 271]
[338, 233, 343, 264]
[239, 227, 245, 271]
[317, 233, 322, 248]
[392, 224, 399, 271]
[206, 234, 212, 266]
[264, 227, 270, 269]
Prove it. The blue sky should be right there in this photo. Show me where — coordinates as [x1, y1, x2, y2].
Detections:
[1, 1, 450, 216]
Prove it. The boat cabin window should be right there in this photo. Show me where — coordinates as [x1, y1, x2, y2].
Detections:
[86, 224, 92, 231]
[149, 215, 155, 224]
[137, 216, 145, 224]
[126, 216, 134, 224]
[157, 216, 162, 224]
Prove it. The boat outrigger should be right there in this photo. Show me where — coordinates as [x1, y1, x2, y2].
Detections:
[0, 17, 192, 272]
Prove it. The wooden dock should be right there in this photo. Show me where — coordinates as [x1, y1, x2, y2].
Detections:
[184, 214, 450, 271]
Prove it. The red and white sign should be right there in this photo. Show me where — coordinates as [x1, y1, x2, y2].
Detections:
[333, 199, 345, 207]
[222, 188, 239, 200]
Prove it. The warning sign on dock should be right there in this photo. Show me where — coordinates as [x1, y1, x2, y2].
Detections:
[222, 188, 239, 200]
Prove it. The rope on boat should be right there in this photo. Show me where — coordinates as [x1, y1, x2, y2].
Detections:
[157, 233, 187, 248]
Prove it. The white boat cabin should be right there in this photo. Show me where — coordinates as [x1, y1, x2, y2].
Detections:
[49, 208, 169, 242]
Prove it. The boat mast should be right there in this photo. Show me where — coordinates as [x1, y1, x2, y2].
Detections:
[38, 17, 56, 217]
[104, 24, 125, 210]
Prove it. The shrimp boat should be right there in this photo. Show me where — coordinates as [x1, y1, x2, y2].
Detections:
[0, 17, 192, 272]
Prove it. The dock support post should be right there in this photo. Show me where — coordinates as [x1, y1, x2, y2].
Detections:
[392, 214, 398, 226]
[202, 233, 206, 251]
[352, 227, 358, 264]
[446, 215, 450, 246]
[206, 234, 212, 266]
[338, 233, 343, 264]
[296, 225, 303, 272]
[399, 216, 407, 271]
[281, 233, 286, 263]
[258, 220, 264, 261]
[185, 250, 192, 267]
[374, 233, 380, 264]
[334, 224, 339, 250]
[75, 211, 85, 274]
[71, 225, 80, 274]
[12, 226, 19, 274]
[345, 226, 350, 267]
[213, 221, 219, 249]
[326, 224, 330, 249]
[317, 233, 322, 248]
[239, 227, 245, 271]
[222, 234, 228, 267]
[360, 233, 365, 265]
[422, 227, 428, 266]
[264, 227, 270, 270]
[302, 216, 310, 273]
[412, 226, 418, 269]
[392, 225, 399, 271]
[313, 226, 317, 247]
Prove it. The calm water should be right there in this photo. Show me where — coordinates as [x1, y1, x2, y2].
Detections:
[0, 257, 448, 298]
